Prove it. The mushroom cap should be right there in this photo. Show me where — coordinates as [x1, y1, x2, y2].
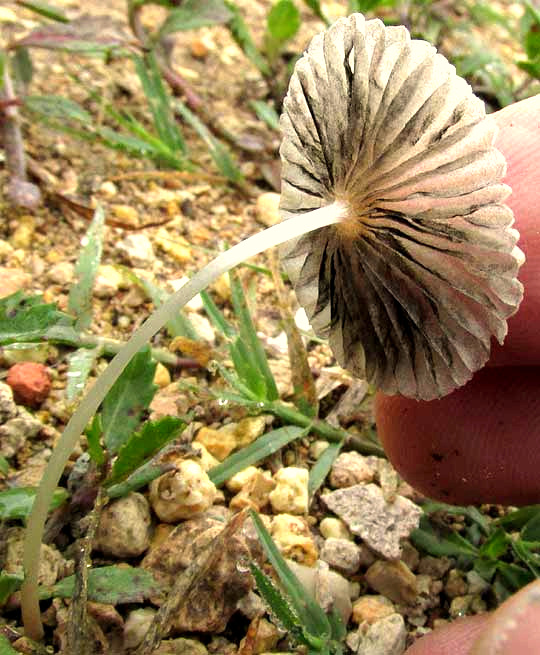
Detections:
[280, 13, 524, 401]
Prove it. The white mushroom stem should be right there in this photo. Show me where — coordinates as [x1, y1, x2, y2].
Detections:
[21, 200, 347, 640]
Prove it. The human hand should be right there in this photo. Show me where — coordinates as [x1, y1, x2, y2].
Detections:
[374, 94, 540, 654]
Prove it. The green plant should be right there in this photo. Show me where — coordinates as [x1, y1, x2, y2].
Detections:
[412, 502, 540, 603]
[250, 510, 346, 654]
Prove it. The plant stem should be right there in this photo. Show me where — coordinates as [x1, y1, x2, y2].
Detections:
[21, 202, 346, 640]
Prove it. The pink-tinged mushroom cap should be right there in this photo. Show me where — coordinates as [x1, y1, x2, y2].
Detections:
[280, 13, 525, 401]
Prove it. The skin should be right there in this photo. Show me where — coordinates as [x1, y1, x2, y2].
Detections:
[375, 94, 540, 654]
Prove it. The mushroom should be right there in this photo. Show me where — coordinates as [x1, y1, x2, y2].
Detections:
[22, 14, 525, 636]
[279, 13, 524, 400]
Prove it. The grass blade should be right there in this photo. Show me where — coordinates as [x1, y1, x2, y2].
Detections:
[200, 289, 236, 338]
[66, 346, 100, 400]
[308, 439, 343, 498]
[249, 99, 280, 130]
[68, 205, 105, 330]
[208, 425, 306, 486]
[224, 1, 270, 75]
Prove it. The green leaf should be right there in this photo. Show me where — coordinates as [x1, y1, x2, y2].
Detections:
[68, 205, 105, 329]
[0, 292, 76, 345]
[523, 1, 540, 60]
[16, 1, 68, 22]
[267, 0, 301, 43]
[301, 0, 329, 25]
[11, 47, 33, 85]
[224, 1, 270, 75]
[40, 565, 161, 604]
[511, 539, 540, 578]
[0, 456, 8, 476]
[496, 561, 534, 592]
[0, 634, 18, 654]
[105, 416, 186, 486]
[159, 0, 232, 36]
[0, 571, 23, 606]
[411, 516, 479, 558]
[174, 100, 243, 183]
[66, 347, 99, 401]
[249, 561, 302, 634]
[249, 510, 331, 639]
[521, 510, 540, 542]
[478, 528, 508, 560]
[474, 558, 497, 582]
[209, 425, 306, 486]
[24, 94, 93, 124]
[106, 459, 170, 499]
[101, 346, 157, 454]
[347, 0, 395, 11]
[85, 414, 105, 467]
[308, 440, 343, 497]
[0, 487, 69, 521]
[249, 100, 280, 130]
[200, 289, 236, 338]
[134, 53, 186, 155]
[230, 271, 279, 401]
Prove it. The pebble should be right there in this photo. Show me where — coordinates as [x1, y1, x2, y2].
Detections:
[329, 452, 378, 488]
[46, 261, 75, 286]
[4, 526, 64, 586]
[168, 276, 204, 312]
[269, 466, 309, 514]
[229, 468, 276, 512]
[445, 569, 468, 598]
[0, 382, 18, 422]
[236, 590, 267, 619]
[352, 613, 407, 655]
[153, 362, 171, 388]
[94, 493, 152, 558]
[322, 483, 422, 559]
[271, 513, 318, 566]
[191, 443, 220, 472]
[449, 594, 474, 618]
[154, 638, 208, 654]
[115, 233, 155, 267]
[93, 264, 125, 298]
[351, 595, 396, 625]
[10, 215, 35, 249]
[110, 204, 139, 227]
[310, 439, 330, 459]
[466, 569, 490, 595]
[98, 181, 118, 197]
[149, 459, 217, 522]
[0, 239, 14, 260]
[6, 362, 51, 407]
[0, 410, 44, 458]
[255, 192, 281, 227]
[0, 267, 31, 298]
[239, 618, 280, 654]
[320, 538, 361, 576]
[365, 560, 418, 605]
[155, 228, 192, 263]
[400, 541, 420, 572]
[195, 417, 266, 461]
[418, 555, 452, 579]
[123, 608, 156, 650]
[319, 517, 352, 541]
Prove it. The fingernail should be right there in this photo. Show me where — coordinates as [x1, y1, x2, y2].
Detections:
[472, 579, 540, 654]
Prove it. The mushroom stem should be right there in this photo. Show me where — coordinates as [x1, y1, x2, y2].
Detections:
[21, 200, 347, 640]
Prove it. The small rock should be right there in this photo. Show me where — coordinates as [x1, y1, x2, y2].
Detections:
[234, 416, 267, 448]
[94, 493, 152, 558]
[168, 276, 204, 312]
[0, 267, 31, 298]
[3, 526, 64, 586]
[0, 382, 18, 422]
[418, 555, 452, 579]
[111, 204, 139, 227]
[271, 514, 318, 566]
[185, 313, 216, 343]
[354, 613, 407, 655]
[320, 538, 361, 575]
[207, 637, 237, 654]
[400, 541, 420, 572]
[98, 181, 118, 197]
[236, 590, 267, 619]
[153, 362, 171, 388]
[195, 425, 237, 461]
[46, 261, 75, 286]
[155, 228, 192, 263]
[365, 560, 418, 605]
[322, 483, 422, 559]
[466, 569, 490, 595]
[154, 638, 208, 654]
[190, 37, 212, 59]
[449, 594, 474, 618]
[255, 192, 281, 227]
[0, 239, 14, 260]
[115, 233, 155, 267]
[191, 443, 220, 472]
[7, 362, 51, 407]
[319, 517, 352, 540]
[329, 452, 378, 488]
[212, 274, 230, 302]
[123, 608, 156, 649]
[351, 595, 395, 625]
[230, 469, 276, 511]
[310, 439, 330, 459]
[94, 264, 125, 298]
[287, 559, 352, 625]
[269, 467, 309, 515]
[226, 467, 259, 493]
[149, 459, 217, 522]
[239, 618, 280, 654]
[445, 569, 468, 598]
[10, 215, 35, 249]
[0, 410, 43, 457]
